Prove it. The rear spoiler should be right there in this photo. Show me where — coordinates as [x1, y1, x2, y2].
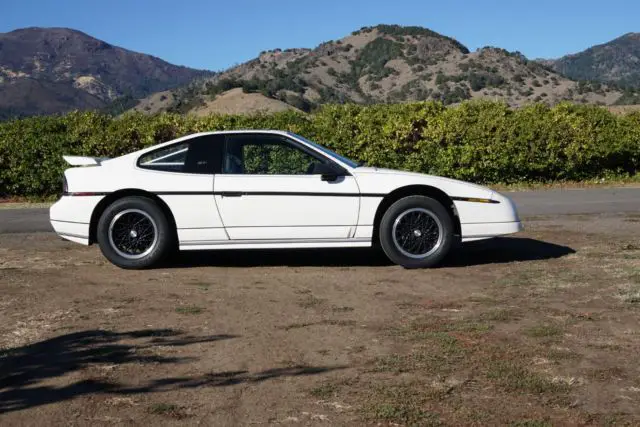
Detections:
[63, 156, 110, 166]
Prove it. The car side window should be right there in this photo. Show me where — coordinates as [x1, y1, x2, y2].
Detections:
[223, 135, 324, 175]
[138, 135, 223, 174]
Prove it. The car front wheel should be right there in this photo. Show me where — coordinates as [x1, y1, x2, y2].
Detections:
[379, 196, 454, 268]
[97, 196, 173, 269]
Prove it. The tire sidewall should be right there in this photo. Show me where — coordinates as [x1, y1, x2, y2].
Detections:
[97, 197, 172, 269]
[379, 196, 454, 268]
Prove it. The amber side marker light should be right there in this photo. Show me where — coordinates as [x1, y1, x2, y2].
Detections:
[452, 197, 500, 204]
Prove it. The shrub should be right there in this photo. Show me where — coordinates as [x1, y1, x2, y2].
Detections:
[0, 101, 638, 198]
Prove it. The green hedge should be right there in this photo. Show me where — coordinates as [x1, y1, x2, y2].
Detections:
[1, 101, 639, 198]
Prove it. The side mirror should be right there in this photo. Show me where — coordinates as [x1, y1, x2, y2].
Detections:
[311, 162, 345, 182]
[321, 173, 338, 182]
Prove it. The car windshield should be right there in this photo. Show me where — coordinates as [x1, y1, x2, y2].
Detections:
[291, 133, 361, 168]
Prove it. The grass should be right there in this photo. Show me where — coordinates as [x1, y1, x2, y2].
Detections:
[620, 284, 640, 303]
[494, 262, 594, 295]
[490, 174, 640, 192]
[545, 347, 581, 362]
[297, 295, 325, 309]
[280, 319, 356, 331]
[309, 382, 340, 399]
[587, 366, 625, 381]
[149, 403, 178, 414]
[363, 293, 577, 423]
[189, 281, 211, 291]
[486, 360, 570, 394]
[628, 268, 640, 284]
[479, 308, 522, 322]
[511, 421, 552, 427]
[368, 403, 440, 426]
[175, 306, 204, 315]
[394, 316, 494, 341]
[331, 305, 355, 313]
[148, 403, 188, 418]
[621, 242, 640, 251]
[362, 384, 442, 426]
[493, 270, 541, 288]
[374, 352, 432, 374]
[0, 201, 54, 209]
[372, 312, 510, 374]
[373, 331, 465, 374]
[309, 377, 358, 399]
[523, 324, 564, 338]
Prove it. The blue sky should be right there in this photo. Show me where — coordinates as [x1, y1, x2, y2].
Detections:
[1, 0, 637, 71]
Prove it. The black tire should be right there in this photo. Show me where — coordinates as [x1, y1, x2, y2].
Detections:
[379, 196, 454, 269]
[97, 196, 174, 269]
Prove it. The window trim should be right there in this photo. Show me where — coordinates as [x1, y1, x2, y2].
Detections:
[288, 132, 360, 169]
[221, 133, 351, 176]
[136, 134, 222, 175]
[142, 147, 189, 167]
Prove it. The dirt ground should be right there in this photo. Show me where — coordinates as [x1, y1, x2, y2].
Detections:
[1, 213, 639, 426]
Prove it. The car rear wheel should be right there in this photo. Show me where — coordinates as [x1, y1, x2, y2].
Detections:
[379, 196, 454, 268]
[97, 196, 173, 269]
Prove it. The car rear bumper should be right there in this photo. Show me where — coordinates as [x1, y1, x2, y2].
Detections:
[49, 195, 104, 245]
[50, 220, 90, 245]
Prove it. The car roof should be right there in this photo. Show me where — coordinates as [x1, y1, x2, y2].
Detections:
[115, 129, 358, 171]
[133, 130, 295, 153]
[128, 130, 303, 158]
[179, 129, 294, 138]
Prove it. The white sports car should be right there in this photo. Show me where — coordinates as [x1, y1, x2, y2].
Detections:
[50, 130, 523, 269]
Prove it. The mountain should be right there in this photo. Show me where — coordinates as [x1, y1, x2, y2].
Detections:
[548, 33, 640, 88]
[137, 25, 630, 115]
[0, 27, 213, 119]
[2, 26, 636, 119]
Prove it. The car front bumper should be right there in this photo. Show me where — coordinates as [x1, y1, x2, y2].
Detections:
[460, 221, 524, 242]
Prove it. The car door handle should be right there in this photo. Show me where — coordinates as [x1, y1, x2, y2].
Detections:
[220, 192, 243, 197]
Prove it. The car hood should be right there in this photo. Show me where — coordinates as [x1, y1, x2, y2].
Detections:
[351, 166, 497, 200]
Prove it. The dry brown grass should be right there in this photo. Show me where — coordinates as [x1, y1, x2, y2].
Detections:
[191, 88, 298, 116]
[607, 104, 640, 115]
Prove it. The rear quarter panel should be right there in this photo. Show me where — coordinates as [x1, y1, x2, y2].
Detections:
[61, 153, 225, 243]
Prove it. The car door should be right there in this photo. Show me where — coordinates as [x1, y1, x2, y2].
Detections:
[136, 133, 227, 244]
[214, 133, 361, 240]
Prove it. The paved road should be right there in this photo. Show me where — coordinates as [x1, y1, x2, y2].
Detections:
[0, 187, 638, 234]
[0, 208, 52, 234]
[505, 187, 640, 216]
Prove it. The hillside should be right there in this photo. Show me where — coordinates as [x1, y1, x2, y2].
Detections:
[548, 33, 640, 89]
[133, 87, 298, 116]
[0, 27, 212, 119]
[141, 25, 630, 115]
[3, 25, 638, 119]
